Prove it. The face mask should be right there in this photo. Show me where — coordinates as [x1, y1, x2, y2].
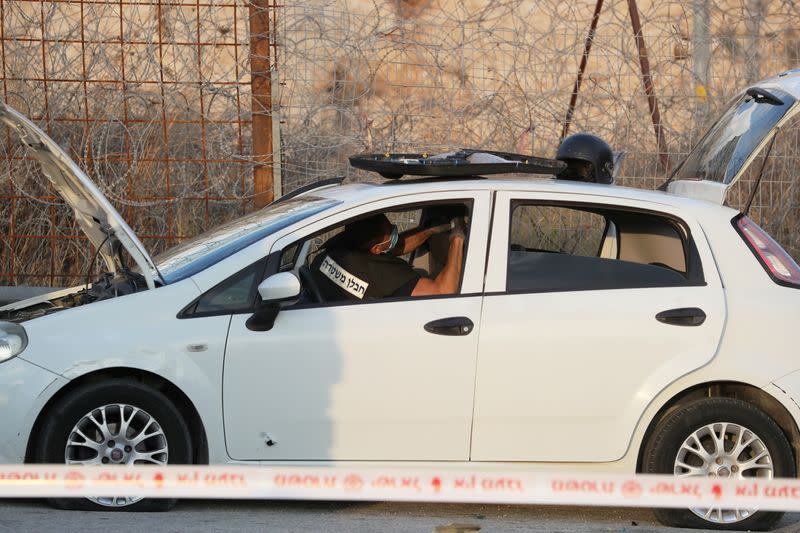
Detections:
[378, 225, 399, 254]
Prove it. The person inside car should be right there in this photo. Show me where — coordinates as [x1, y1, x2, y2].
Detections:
[310, 213, 466, 301]
[556, 132, 615, 184]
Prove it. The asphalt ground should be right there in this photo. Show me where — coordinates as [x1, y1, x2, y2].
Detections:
[1, 500, 799, 533]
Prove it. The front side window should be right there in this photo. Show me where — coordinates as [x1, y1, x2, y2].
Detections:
[280, 202, 471, 305]
[507, 203, 698, 293]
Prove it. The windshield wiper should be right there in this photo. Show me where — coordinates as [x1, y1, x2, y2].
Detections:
[746, 87, 784, 106]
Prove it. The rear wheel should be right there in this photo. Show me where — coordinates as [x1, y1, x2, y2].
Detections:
[643, 397, 794, 530]
[33, 379, 192, 511]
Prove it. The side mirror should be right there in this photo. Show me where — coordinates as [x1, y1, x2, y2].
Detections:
[257, 272, 301, 304]
[246, 272, 301, 332]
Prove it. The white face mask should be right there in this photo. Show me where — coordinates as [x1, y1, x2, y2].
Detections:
[377, 225, 399, 254]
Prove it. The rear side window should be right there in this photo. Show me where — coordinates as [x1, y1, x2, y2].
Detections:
[507, 203, 702, 292]
[734, 215, 800, 288]
[511, 206, 605, 257]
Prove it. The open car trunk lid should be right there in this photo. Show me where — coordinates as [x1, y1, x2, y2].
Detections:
[664, 82, 799, 205]
[0, 102, 160, 288]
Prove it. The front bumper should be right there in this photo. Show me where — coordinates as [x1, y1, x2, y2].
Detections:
[0, 357, 65, 464]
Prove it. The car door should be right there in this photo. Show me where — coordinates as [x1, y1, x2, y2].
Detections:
[223, 190, 491, 461]
[470, 190, 726, 462]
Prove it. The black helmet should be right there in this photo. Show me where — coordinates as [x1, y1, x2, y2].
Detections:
[555, 133, 614, 184]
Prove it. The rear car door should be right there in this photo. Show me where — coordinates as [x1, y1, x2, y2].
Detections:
[222, 190, 491, 461]
[470, 191, 726, 461]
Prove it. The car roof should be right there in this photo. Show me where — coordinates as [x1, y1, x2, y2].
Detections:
[312, 177, 740, 219]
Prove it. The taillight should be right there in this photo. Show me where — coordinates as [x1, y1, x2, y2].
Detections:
[735, 215, 800, 286]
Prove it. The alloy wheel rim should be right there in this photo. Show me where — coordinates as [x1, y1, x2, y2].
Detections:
[64, 403, 169, 507]
[674, 421, 773, 524]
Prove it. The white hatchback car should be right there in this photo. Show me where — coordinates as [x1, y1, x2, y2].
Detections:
[3, 71, 800, 531]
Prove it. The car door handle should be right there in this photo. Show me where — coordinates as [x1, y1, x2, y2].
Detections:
[655, 307, 707, 327]
[424, 317, 474, 336]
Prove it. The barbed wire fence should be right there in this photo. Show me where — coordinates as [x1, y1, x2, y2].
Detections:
[0, 0, 260, 286]
[1, 0, 799, 286]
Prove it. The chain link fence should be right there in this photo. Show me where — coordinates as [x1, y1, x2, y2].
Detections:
[2, 0, 800, 286]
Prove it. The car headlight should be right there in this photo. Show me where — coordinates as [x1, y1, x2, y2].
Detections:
[0, 321, 27, 363]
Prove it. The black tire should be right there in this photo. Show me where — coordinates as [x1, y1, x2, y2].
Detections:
[643, 397, 795, 531]
[32, 379, 193, 512]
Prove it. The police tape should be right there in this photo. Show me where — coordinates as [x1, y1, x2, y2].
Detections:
[2, 465, 800, 510]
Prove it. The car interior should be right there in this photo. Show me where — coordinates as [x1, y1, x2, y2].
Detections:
[279, 202, 471, 305]
[508, 204, 696, 292]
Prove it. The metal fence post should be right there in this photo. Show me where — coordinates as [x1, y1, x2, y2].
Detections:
[692, 0, 711, 127]
[627, 0, 670, 173]
[249, 0, 275, 208]
[561, 0, 604, 142]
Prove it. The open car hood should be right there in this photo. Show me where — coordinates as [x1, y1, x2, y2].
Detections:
[664, 76, 800, 204]
[0, 103, 160, 288]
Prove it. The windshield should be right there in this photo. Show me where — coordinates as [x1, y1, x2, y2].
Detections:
[154, 196, 339, 284]
[671, 88, 796, 184]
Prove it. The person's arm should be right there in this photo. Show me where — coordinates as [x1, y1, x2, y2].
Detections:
[411, 229, 465, 297]
[395, 223, 450, 256]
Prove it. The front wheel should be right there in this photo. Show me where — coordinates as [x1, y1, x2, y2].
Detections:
[32, 379, 192, 511]
[643, 397, 795, 530]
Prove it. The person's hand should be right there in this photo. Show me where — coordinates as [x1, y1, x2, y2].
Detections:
[450, 216, 467, 240]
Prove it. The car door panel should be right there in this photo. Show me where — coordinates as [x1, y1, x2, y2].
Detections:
[470, 191, 726, 462]
[472, 287, 725, 461]
[224, 297, 483, 460]
[223, 190, 491, 461]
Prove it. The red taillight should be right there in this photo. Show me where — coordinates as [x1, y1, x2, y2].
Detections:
[735, 216, 800, 286]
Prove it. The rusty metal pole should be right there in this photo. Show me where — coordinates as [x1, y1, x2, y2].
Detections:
[627, 0, 670, 172]
[249, 0, 274, 208]
[692, 0, 711, 126]
[561, 0, 604, 142]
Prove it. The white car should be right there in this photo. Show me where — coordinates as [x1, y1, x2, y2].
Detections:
[2, 71, 800, 531]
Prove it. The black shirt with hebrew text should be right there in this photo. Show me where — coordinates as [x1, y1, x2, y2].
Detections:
[310, 248, 421, 301]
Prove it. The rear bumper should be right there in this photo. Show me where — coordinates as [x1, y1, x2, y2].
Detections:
[0, 357, 65, 464]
